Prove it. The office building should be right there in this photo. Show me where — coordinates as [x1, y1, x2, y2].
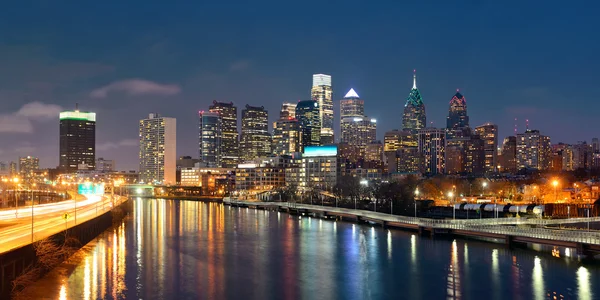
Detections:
[273, 103, 300, 156]
[418, 128, 446, 175]
[402, 70, 426, 133]
[301, 145, 337, 189]
[198, 111, 222, 167]
[296, 100, 321, 152]
[280, 102, 297, 119]
[96, 158, 115, 172]
[340, 89, 364, 118]
[208, 101, 239, 167]
[139, 113, 177, 185]
[340, 117, 377, 157]
[311, 74, 334, 144]
[19, 156, 39, 180]
[475, 123, 498, 173]
[59, 108, 96, 172]
[446, 90, 469, 137]
[516, 129, 551, 171]
[499, 136, 517, 173]
[240, 105, 270, 160]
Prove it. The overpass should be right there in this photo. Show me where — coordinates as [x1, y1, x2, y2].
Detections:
[223, 200, 600, 257]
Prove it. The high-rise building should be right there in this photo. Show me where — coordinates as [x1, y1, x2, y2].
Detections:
[475, 123, 498, 173]
[295, 100, 321, 152]
[19, 156, 39, 180]
[280, 102, 297, 119]
[311, 74, 334, 144]
[418, 128, 446, 175]
[340, 116, 377, 157]
[340, 89, 364, 118]
[96, 158, 115, 172]
[59, 108, 96, 172]
[240, 105, 270, 160]
[273, 103, 300, 156]
[445, 136, 469, 174]
[464, 135, 485, 175]
[402, 70, 426, 133]
[139, 113, 177, 184]
[301, 145, 337, 189]
[516, 129, 551, 171]
[208, 101, 238, 167]
[572, 142, 592, 170]
[446, 90, 469, 137]
[198, 111, 222, 167]
[499, 136, 517, 173]
[592, 138, 600, 153]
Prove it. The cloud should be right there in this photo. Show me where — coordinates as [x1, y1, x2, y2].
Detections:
[16, 101, 63, 119]
[0, 102, 63, 134]
[229, 60, 251, 71]
[90, 79, 181, 98]
[97, 138, 138, 151]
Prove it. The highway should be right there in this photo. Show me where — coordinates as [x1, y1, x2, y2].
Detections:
[0, 195, 127, 254]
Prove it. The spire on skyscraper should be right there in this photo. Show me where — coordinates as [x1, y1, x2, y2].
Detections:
[413, 69, 417, 89]
[402, 70, 426, 133]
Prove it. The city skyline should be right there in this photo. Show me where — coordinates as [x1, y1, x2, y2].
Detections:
[1, 1, 599, 170]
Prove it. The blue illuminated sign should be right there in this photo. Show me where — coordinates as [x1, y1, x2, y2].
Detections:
[303, 145, 337, 157]
[78, 183, 105, 195]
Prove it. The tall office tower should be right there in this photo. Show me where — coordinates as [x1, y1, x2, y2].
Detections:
[208, 101, 238, 167]
[499, 136, 517, 173]
[475, 123, 499, 173]
[9, 162, 17, 176]
[340, 116, 377, 157]
[273, 103, 300, 156]
[139, 113, 177, 185]
[311, 74, 334, 144]
[592, 138, 599, 153]
[561, 146, 574, 171]
[572, 142, 592, 170]
[280, 102, 297, 119]
[295, 100, 321, 152]
[516, 129, 551, 171]
[402, 70, 426, 133]
[240, 105, 270, 160]
[445, 136, 469, 174]
[418, 128, 446, 175]
[198, 111, 222, 167]
[340, 89, 364, 118]
[464, 135, 485, 175]
[18, 156, 39, 179]
[59, 107, 96, 172]
[446, 90, 469, 137]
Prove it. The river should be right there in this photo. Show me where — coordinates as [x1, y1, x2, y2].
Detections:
[22, 198, 600, 299]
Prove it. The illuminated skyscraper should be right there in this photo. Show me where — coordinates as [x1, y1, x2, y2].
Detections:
[19, 156, 39, 180]
[311, 74, 333, 144]
[139, 113, 177, 184]
[516, 129, 551, 170]
[240, 105, 270, 160]
[208, 101, 238, 167]
[340, 89, 364, 118]
[59, 107, 96, 172]
[475, 123, 498, 173]
[418, 128, 446, 175]
[295, 100, 321, 152]
[273, 103, 300, 156]
[402, 70, 426, 133]
[446, 90, 469, 137]
[198, 111, 222, 167]
[340, 116, 377, 157]
[499, 136, 517, 173]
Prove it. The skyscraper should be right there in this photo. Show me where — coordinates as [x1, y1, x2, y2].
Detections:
[516, 129, 551, 171]
[340, 116, 377, 157]
[59, 108, 96, 172]
[446, 90, 469, 136]
[475, 123, 498, 173]
[139, 113, 177, 185]
[208, 101, 238, 167]
[340, 89, 364, 118]
[499, 136, 517, 173]
[198, 111, 222, 167]
[402, 70, 426, 133]
[418, 128, 446, 175]
[311, 74, 333, 144]
[273, 103, 300, 156]
[240, 105, 270, 160]
[19, 156, 39, 180]
[295, 100, 321, 152]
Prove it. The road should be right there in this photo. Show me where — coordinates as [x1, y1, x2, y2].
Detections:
[0, 195, 126, 254]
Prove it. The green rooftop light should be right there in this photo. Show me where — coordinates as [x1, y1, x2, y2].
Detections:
[59, 111, 96, 122]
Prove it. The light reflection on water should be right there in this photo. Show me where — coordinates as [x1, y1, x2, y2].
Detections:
[42, 199, 600, 300]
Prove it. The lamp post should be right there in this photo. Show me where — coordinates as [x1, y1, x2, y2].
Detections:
[449, 191, 455, 220]
[414, 188, 419, 217]
[552, 180, 559, 202]
[13, 177, 20, 217]
[482, 181, 488, 197]
[31, 183, 36, 242]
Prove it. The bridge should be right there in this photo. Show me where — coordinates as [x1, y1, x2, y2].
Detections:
[223, 199, 600, 257]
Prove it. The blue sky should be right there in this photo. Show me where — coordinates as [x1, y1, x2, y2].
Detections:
[0, 0, 598, 170]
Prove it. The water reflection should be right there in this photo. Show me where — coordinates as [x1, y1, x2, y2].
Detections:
[33, 199, 600, 300]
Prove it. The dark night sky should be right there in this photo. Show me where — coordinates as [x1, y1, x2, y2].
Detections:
[0, 0, 598, 170]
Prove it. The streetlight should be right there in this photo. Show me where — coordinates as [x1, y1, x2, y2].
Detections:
[414, 188, 419, 217]
[552, 180, 559, 202]
[482, 181, 488, 196]
[448, 191, 455, 220]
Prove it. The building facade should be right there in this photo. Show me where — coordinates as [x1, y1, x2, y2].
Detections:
[59, 109, 96, 172]
[240, 105, 270, 161]
[516, 129, 551, 171]
[139, 113, 177, 185]
[474, 123, 498, 173]
[272, 116, 300, 156]
[295, 100, 321, 152]
[301, 145, 337, 189]
[418, 128, 446, 175]
[499, 136, 517, 173]
[208, 101, 239, 167]
[198, 111, 222, 167]
[311, 74, 334, 144]
[19, 156, 39, 180]
[340, 89, 364, 118]
[96, 158, 115, 172]
[446, 90, 469, 137]
[340, 117, 377, 157]
[402, 71, 426, 133]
